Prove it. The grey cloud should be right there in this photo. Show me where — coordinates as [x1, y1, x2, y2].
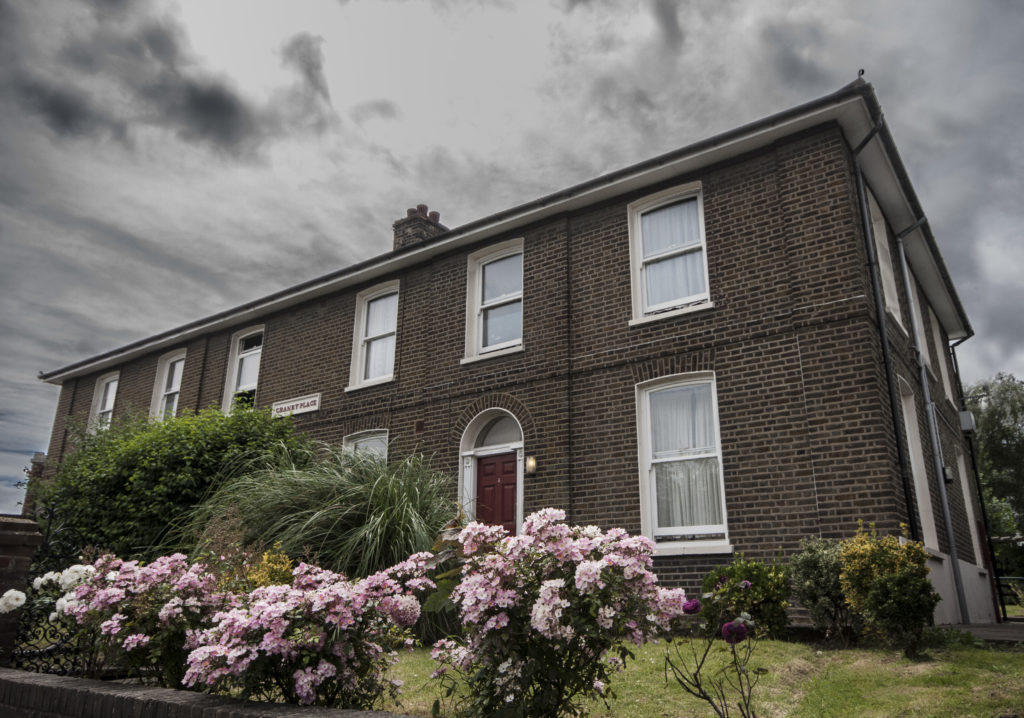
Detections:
[351, 99, 401, 125]
[13, 76, 126, 139]
[760, 21, 833, 91]
[282, 33, 331, 103]
[588, 74, 659, 135]
[651, 0, 683, 52]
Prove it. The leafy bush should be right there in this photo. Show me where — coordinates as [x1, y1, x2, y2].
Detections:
[41, 407, 310, 560]
[183, 445, 457, 578]
[701, 554, 791, 639]
[839, 525, 940, 658]
[790, 537, 856, 643]
[431, 509, 694, 718]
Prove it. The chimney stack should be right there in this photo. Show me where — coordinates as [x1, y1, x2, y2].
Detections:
[393, 203, 447, 251]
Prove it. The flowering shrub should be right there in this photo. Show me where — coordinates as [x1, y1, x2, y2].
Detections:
[183, 552, 435, 707]
[839, 525, 939, 657]
[700, 554, 790, 639]
[49, 554, 227, 686]
[431, 509, 693, 718]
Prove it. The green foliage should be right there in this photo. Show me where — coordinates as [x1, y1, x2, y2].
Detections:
[789, 537, 856, 644]
[838, 525, 940, 658]
[701, 554, 791, 639]
[41, 407, 309, 561]
[183, 444, 457, 578]
[965, 373, 1024, 574]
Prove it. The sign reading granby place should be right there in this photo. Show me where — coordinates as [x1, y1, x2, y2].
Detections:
[271, 393, 321, 418]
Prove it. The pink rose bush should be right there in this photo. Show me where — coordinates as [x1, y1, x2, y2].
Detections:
[182, 552, 435, 707]
[49, 554, 228, 686]
[431, 508, 695, 717]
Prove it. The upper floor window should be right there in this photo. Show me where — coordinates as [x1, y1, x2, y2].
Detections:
[628, 183, 711, 323]
[348, 281, 399, 391]
[151, 351, 186, 420]
[221, 326, 264, 412]
[463, 238, 523, 362]
[343, 429, 388, 459]
[929, 307, 955, 402]
[866, 188, 904, 331]
[636, 373, 730, 555]
[90, 372, 119, 430]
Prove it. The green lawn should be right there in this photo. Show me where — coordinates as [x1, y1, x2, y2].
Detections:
[388, 636, 1024, 717]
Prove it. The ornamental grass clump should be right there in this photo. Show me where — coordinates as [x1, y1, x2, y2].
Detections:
[182, 445, 456, 579]
[183, 552, 436, 708]
[431, 508, 694, 718]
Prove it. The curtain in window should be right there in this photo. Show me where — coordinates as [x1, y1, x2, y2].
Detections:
[364, 293, 397, 379]
[649, 383, 722, 531]
[642, 199, 705, 306]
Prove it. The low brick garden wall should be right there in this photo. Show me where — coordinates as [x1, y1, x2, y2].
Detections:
[0, 668, 413, 718]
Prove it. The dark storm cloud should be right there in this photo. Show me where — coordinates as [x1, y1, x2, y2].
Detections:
[0, 1, 342, 159]
[651, 0, 684, 52]
[12, 76, 126, 139]
[282, 33, 331, 102]
[588, 75, 659, 135]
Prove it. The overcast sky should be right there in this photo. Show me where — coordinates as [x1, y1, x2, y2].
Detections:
[2, 0, 1022, 514]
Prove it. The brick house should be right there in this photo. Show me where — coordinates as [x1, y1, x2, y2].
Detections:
[37, 80, 997, 624]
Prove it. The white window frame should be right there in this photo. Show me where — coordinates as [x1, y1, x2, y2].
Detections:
[458, 409, 525, 534]
[462, 238, 524, 363]
[627, 182, 713, 325]
[89, 371, 120, 431]
[908, 272, 931, 371]
[343, 429, 389, 460]
[346, 280, 399, 392]
[635, 372, 731, 556]
[929, 306, 955, 403]
[898, 376, 939, 551]
[867, 188, 905, 332]
[221, 325, 264, 412]
[150, 350, 186, 420]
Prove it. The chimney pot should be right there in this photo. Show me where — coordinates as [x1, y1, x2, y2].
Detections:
[393, 204, 448, 251]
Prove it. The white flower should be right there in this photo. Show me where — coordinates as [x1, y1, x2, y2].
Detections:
[0, 589, 27, 613]
[59, 565, 96, 591]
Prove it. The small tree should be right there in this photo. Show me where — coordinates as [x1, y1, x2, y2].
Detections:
[39, 407, 310, 560]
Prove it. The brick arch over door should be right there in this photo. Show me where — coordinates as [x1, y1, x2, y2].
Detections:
[450, 392, 537, 450]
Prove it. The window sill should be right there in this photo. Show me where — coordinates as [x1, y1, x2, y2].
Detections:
[344, 376, 394, 393]
[629, 301, 714, 327]
[653, 539, 733, 557]
[461, 344, 523, 365]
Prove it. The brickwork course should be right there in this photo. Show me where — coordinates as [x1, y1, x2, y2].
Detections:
[34, 81, 993, 612]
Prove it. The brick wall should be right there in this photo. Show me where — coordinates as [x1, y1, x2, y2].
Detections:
[0, 668, 411, 718]
[0, 516, 42, 667]
[36, 121, 986, 595]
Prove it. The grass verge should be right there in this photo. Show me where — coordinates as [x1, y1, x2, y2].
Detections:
[388, 637, 1024, 717]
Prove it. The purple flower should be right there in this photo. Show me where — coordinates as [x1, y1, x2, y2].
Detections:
[722, 620, 749, 645]
[682, 598, 702, 615]
[739, 580, 752, 590]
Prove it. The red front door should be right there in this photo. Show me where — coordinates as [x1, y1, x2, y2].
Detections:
[476, 452, 517, 535]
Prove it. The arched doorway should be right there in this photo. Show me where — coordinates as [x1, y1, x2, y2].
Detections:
[459, 409, 524, 535]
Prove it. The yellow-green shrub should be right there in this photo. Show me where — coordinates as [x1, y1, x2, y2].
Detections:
[839, 524, 939, 657]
